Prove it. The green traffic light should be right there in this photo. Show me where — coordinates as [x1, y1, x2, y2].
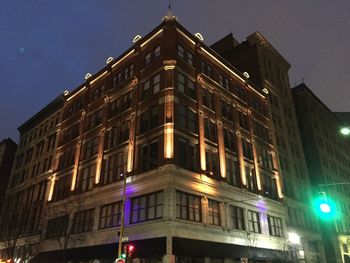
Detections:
[121, 253, 126, 259]
[319, 203, 331, 214]
[312, 195, 336, 220]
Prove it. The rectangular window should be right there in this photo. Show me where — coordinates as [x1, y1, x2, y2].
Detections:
[104, 126, 118, 149]
[205, 150, 219, 177]
[221, 100, 232, 120]
[219, 74, 230, 90]
[241, 139, 253, 159]
[267, 215, 283, 237]
[176, 191, 201, 222]
[130, 191, 163, 223]
[124, 64, 134, 79]
[248, 210, 261, 233]
[177, 44, 185, 59]
[101, 151, 127, 185]
[230, 205, 245, 230]
[257, 146, 275, 170]
[246, 166, 256, 192]
[79, 164, 96, 192]
[46, 215, 68, 239]
[72, 208, 95, 234]
[177, 138, 197, 172]
[139, 141, 158, 172]
[176, 72, 196, 99]
[154, 45, 161, 59]
[204, 118, 217, 142]
[104, 120, 130, 147]
[254, 121, 271, 143]
[144, 46, 161, 68]
[201, 60, 212, 77]
[61, 124, 79, 144]
[119, 120, 130, 143]
[208, 199, 220, 226]
[186, 51, 194, 66]
[223, 128, 236, 152]
[142, 74, 161, 100]
[225, 155, 239, 186]
[140, 107, 159, 134]
[176, 104, 197, 133]
[144, 52, 151, 65]
[202, 89, 214, 110]
[123, 91, 133, 111]
[66, 100, 83, 118]
[109, 98, 120, 118]
[92, 84, 106, 101]
[99, 202, 122, 229]
[239, 112, 249, 130]
[82, 136, 99, 159]
[58, 145, 75, 171]
[53, 174, 70, 201]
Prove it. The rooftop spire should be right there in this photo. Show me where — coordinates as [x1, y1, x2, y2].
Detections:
[162, 2, 177, 21]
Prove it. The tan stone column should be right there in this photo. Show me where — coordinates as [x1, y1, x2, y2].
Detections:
[163, 60, 176, 160]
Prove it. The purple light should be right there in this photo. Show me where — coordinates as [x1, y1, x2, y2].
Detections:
[256, 199, 267, 213]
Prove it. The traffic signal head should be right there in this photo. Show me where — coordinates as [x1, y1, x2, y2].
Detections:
[127, 244, 135, 258]
[121, 252, 126, 259]
[128, 245, 134, 253]
[312, 192, 336, 220]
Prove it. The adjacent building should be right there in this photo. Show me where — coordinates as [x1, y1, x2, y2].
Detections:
[0, 95, 64, 261]
[0, 15, 292, 263]
[292, 83, 350, 263]
[0, 138, 17, 212]
[211, 32, 325, 262]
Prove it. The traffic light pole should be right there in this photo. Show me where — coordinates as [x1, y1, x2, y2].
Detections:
[318, 182, 350, 187]
[118, 173, 127, 259]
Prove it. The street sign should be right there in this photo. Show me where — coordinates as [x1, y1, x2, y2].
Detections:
[241, 258, 248, 263]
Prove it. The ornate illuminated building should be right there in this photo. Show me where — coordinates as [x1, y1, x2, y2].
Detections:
[2, 14, 298, 263]
[293, 83, 350, 263]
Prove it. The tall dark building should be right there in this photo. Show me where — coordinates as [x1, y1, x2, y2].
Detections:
[212, 32, 325, 262]
[0, 12, 328, 263]
[0, 138, 17, 211]
[292, 83, 350, 263]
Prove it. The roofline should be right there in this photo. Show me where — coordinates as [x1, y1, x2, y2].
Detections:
[291, 83, 345, 124]
[247, 31, 291, 69]
[18, 95, 65, 134]
[174, 21, 265, 98]
[65, 21, 166, 102]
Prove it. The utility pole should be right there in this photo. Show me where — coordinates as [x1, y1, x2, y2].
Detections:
[118, 173, 127, 259]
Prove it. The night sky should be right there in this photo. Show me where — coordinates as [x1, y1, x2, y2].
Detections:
[1, 0, 349, 142]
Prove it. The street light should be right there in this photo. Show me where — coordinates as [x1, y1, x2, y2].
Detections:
[340, 127, 350, 136]
[288, 232, 300, 263]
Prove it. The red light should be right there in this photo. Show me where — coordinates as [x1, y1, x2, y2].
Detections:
[128, 245, 134, 252]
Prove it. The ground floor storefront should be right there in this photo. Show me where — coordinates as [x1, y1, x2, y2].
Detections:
[30, 237, 291, 263]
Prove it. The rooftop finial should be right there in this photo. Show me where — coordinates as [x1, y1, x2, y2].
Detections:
[162, 1, 177, 21]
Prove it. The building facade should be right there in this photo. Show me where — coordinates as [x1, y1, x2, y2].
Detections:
[211, 33, 325, 262]
[2, 16, 298, 263]
[293, 83, 350, 263]
[0, 96, 64, 261]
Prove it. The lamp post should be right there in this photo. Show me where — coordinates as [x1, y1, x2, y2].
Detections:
[117, 173, 127, 260]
